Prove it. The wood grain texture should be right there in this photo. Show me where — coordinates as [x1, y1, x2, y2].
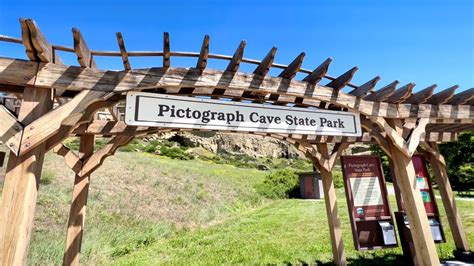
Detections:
[422, 142, 470, 252]
[426, 85, 458, 105]
[253, 47, 277, 77]
[163, 32, 170, 68]
[278, 52, 305, 79]
[389, 141, 440, 266]
[63, 134, 94, 266]
[325, 67, 358, 90]
[72, 28, 96, 69]
[19, 90, 112, 156]
[0, 105, 23, 154]
[348, 76, 380, 97]
[0, 86, 53, 265]
[225, 40, 246, 73]
[116, 32, 131, 70]
[363, 80, 398, 101]
[303, 58, 332, 84]
[196, 35, 209, 70]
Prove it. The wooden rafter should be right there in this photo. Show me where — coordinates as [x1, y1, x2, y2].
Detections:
[1, 57, 472, 120]
[385, 83, 415, 103]
[448, 87, 474, 105]
[72, 28, 96, 69]
[404, 84, 436, 104]
[53, 143, 82, 173]
[115, 32, 131, 70]
[426, 85, 458, 105]
[364, 80, 399, 101]
[80, 134, 135, 177]
[325, 67, 358, 90]
[303, 58, 332, 84]
[348, 76, 380, 97]
[278, 52, 305, 79]
[253, 47, 277, 77]
[225, 40, 246, 73]
[163, 32, 170, 68]
[196, 35, 210, 70]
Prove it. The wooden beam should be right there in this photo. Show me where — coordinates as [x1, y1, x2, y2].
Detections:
[422, 142, 471, 252]
[53, 143, 82, 174]
[386, 83, 415, 103]
[364, 80, 399, 101]
[72, 28, 96, 69]
[225, 40, 246, 73]
[426, 85, 458, 105]
[19, 18, 38, 61]
[163, 32, 170, 68]
[253, 47, 277, 77]
[278, 52, 305, 79]
[80, 134, 134, 177]
[0, 86, 53, 265]
[448, 87, 474, 105]
[63, 135, 94, 265]
[0, 105, 23, 154]
[196, 35, 210, 71]
[1, 57, 473, 120]
[303, 58, 332, 84]
[19, 90, 112, 156]
[115, 32, 131, 70]
[403, 84, 436, 104]
[389, 141, 440, 266]
[314, 143, 347, 265]
[325, 67, 358, 90]
[348, 76, 380, 97]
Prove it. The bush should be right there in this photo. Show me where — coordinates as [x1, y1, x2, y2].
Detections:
[332, 171, 344, 189]
[160, 146, 193, 160]
[255, 168, 299, 199]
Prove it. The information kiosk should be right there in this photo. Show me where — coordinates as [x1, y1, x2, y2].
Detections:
[341, 156, 398, 250]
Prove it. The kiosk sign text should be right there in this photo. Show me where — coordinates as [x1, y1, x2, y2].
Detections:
[125, 92, 362, 136]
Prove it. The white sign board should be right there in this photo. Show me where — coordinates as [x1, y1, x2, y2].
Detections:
[350, 176, 383, 207]
[125, 92, 362, 136]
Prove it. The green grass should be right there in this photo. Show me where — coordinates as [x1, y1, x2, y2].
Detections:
[0, 145, 472, 265]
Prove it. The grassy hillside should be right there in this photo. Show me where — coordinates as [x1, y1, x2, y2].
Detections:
[0, 148, 473, 265]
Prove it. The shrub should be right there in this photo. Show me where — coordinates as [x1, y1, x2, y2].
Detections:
[332, 171, 344, 189]
[160, 146, 193, 160]
[255, 168, 299, 199]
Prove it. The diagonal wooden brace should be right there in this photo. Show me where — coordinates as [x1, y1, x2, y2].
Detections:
[0, 105, 23, 154]
[18, 90, 113, 156]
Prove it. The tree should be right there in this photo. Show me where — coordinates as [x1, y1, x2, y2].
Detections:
[439, 131, 474, 192]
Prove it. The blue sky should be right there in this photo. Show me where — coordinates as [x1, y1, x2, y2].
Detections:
[0, 0, 472, 93]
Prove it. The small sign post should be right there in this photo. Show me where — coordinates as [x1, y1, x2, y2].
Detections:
[125, 92, 362, 137]
[341, 155, 398, 250]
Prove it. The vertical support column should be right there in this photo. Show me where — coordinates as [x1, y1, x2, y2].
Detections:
[0, 87, 53, 265]
[389, 142, 440, 266]
[426, 142, 470, 252]
[316, 144, 346, 266]
[63, 135, 94, 266]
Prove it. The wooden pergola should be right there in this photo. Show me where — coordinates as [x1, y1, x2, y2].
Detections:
[0, 18, 472, 265]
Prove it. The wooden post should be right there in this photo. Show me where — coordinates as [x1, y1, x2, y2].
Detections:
[63, 135, 94, 266]
[0, 87, 53, 265]
[315, 144, 346, 266]
[426, 142, 470, 252]
[389, 142, 440, 266]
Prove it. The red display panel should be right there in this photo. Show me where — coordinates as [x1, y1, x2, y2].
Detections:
[341, 156, 397, 249]
[342, 156, 391, 219]
[412, 155, 438, 215]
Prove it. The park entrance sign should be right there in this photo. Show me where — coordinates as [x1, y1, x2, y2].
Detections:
[125, 92, 362, 136]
